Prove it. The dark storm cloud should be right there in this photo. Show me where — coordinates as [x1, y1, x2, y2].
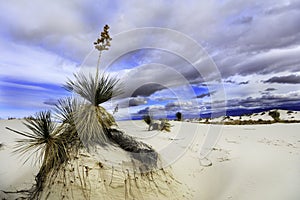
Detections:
[128, 97, 148, 106]
[214, 91, 300, 111]
[131, 83, 167, 97]
[238, 81, 249, 85]
[43, 99, 58, 106]
[196, 91, 216, 99]
[265, 88, 277, 91]
[264, 75, 300, 84]
[224, 80, 249, 85]
[232, 16, 253, 24]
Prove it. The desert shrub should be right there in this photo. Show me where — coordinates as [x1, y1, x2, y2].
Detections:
[24, 116, 35, 120]
[8, 117, 16, 120]
[261, 112, 265, 115]
[6, 111, 71, 199]
[175, 112, 183, 121]
[269, 110, 280, 122]
[143, 115, 152, 125]
[287, 110, 293, 114]
[160, 119, 171, 132]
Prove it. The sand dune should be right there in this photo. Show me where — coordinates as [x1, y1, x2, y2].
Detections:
[1, 116, 300, 199]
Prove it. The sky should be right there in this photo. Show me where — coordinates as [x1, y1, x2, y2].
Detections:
[0, 0, 300, 119]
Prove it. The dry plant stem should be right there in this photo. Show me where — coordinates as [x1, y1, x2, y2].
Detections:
[95, 51, 102, 86]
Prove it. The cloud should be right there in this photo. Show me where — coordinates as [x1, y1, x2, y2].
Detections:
[238, 81, 249, 85]
[131, 83, 167, 97]
[264, 75, 300, 84]
[215, 90, 300, 111]
[224, 79, 249, 85]
[128, 97, 148, 106]
[1, 0, 300, 118]
[196, 91, 216, 98]
[265, 88, 277, 91]
[43, 98, 58, 106]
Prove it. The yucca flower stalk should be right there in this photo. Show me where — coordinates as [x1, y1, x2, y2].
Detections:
[94, 24, 112, 82]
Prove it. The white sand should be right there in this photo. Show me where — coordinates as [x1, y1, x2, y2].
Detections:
[0, 114, 300, 199]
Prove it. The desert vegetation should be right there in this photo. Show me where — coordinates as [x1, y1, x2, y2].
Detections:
[4, 25, 178, 199]
[269, 110, 280, 122]
[143, 114, 171, 132]
[175, 112, 183, 121]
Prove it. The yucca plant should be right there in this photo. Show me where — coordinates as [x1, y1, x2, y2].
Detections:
[63, 25, 159, 169]
[64, 72, 122, 146]
[160, 119, 171, 132]
[63, 25, 123, 146]
[6, 111, 70, 199]
[54, 97, 82, 151]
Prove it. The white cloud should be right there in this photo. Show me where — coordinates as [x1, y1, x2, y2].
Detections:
[0, 38, 78, 84]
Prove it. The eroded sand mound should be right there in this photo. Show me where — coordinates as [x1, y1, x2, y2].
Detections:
[40, 148, 187, 200]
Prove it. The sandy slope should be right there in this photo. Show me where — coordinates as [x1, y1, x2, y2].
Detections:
[203, 109, 300, 123]
[0, 119, 300, 199]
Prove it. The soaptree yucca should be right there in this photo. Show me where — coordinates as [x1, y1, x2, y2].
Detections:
[6, 111, 70, 198]
[64, 25, 122, 146]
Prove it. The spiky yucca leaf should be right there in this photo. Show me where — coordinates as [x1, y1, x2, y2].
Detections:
[72, 104, 117, 146]
[64, 72, 122, 106]
[54, 97, 80, 124]
[54, 97, 82, 152]
[6, 111, 69, 166]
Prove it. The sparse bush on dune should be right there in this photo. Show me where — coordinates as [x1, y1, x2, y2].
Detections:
[176, 112, 183, 121]
[143, 115, 171, 132]
[143, 114, 152, 125]
[142, 113, 171, 132]
[269, 110, 280, 122]
[160, 119, 172, 132]
[23, 116, 35, 120]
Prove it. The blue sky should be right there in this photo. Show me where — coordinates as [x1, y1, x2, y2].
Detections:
[1, 0, 300, 119]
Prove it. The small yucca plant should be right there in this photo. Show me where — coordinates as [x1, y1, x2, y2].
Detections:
[6, 111, 70, 198]
[64, 73, 122, 146]
[6, 111, 68, 166]
[143, 114, 152, 125]
[160, 119, 171, 132]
